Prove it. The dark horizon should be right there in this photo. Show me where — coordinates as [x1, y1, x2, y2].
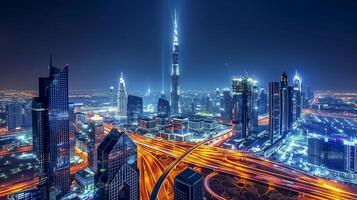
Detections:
[1, 0, 357, 92]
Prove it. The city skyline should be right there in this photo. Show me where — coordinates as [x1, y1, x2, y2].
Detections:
[0, 2, 357, 199]
[1, 0, 357, 91]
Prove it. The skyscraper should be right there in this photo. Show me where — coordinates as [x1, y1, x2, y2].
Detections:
[5, 102, 23, 130]
[232, 77, 259, 138]
[32, 55, 70, 198]
[127, 95, 143, 126]
[32, 98, 49, 199]
[258, 88, 268, 114]
[292, 71, 302, 121]
[117, 72, 127, 117]
[269, 82, 280, 144]
[170, 9, 181, 115]
[95, 128, 139, 200]
[280, 73, 293, 134]
[174, 168, 203, 200]
[88, 115, 105, 172]
[110, 86, 116, 106]
[221, 89, 232, 122]
[157, 98, 170, 118]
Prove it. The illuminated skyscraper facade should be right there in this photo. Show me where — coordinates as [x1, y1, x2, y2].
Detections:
[258, 88, 268, 114]
[157, 98, 170, 118]
[171, 9, 181, 115]
[95, 128, 139, 200]
[32, 55, 70, 198]
[232, 77, 259, 138]
[292, 71, 302, 121]
[117, 72, 127, 117]
[5, 102, 23, 130]
[280, 73, 293, 134]
[174, 168, 203, 200]
[269, 82, 280, 144]
[222, 89, 233, 122]
[127, 95, 143, 126]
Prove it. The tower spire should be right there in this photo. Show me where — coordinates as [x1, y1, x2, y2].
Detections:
[170, 8, 181, 115]
[173, 9, 178, 47]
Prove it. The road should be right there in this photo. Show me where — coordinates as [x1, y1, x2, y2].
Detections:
[148, 129, 233, 200]
[2, 128, 357, 200]
[128, 132, 357, 200]
[0, 145, 32, 156]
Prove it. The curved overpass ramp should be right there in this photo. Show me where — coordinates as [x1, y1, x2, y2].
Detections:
[149, 129, 233, 200]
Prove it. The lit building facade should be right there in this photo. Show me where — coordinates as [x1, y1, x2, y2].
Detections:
[171, 116, 191, 141]
[258, 88, 268, 114]
[5, 102, 23, 130]
[221, 89, 232, 122]
[292, 71, 302, 121]
[174, 168, 203, 200]
[232, 76, 259, 138]
[117, 72, 127, 117]
[280, 73, 293, 134]
[127, 95, 143, 126]
[157, 98, 170, 118]
[88, 115, 105, 172]
[171, 9, 181, 115]
[32, 55, 70, 198]
[308, 133, 357, 174]
[269, 82, 280, 144]
[95, 128, 139, 200]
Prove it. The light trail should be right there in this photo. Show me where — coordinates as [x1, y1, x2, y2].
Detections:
[148, 129, 233, 200]
[127, 132, 357, 200]
[204, 171, 226, 200]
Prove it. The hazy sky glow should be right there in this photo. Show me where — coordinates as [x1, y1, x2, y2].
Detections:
[0, 0, 357, 91]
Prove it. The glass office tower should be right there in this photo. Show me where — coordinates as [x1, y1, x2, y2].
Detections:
[32, 56, 70, 198]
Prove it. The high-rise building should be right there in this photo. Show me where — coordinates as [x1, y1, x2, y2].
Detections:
[232, 77, 259, 138]
[127, 95, 143, 126]
[170, 9, 181, 115]
[5, 102, 23, 130]
[174, 168, 203, 200]
[32, 98, 49, 199]
[157, 98, 170, 118]
[88, 115, 104, 172]
[22, 101, 32, 128]
[308, 133, 357, 173]
[68, 102, 76, 158]
[221, 89, 232, 122]
[32, 55, 70, 198]
[269, 82, 280, 144]
[280, 73, 293, 134]
[307, 86, 312, 100]
[95, 128, 139, 200]
[117, 72, 127, 117]
[292, 71, 302, 121]
[110, 86, 116, 106]
[258, 88, 268, 114]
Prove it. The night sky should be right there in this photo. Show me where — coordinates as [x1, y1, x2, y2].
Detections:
[1, 0, 357, 92]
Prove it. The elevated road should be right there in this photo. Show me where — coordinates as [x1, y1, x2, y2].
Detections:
[148, 129, 233, 200]
[128, 133, 357, 200]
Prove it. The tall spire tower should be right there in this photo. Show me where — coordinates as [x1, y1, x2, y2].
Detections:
[117, 72, 127, 117]
[170, 9, 181, 115]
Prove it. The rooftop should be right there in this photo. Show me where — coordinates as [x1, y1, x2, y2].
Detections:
[175, 168, 202, 185]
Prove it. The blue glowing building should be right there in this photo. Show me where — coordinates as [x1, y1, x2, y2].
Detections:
[32, 55, 70, 198]
[157, 98, 170, 118]
[127, 95, 143, 126]
[171, 9, 181, 115]
[95, 128, 139, 200]
[174, 168, 203, 200]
